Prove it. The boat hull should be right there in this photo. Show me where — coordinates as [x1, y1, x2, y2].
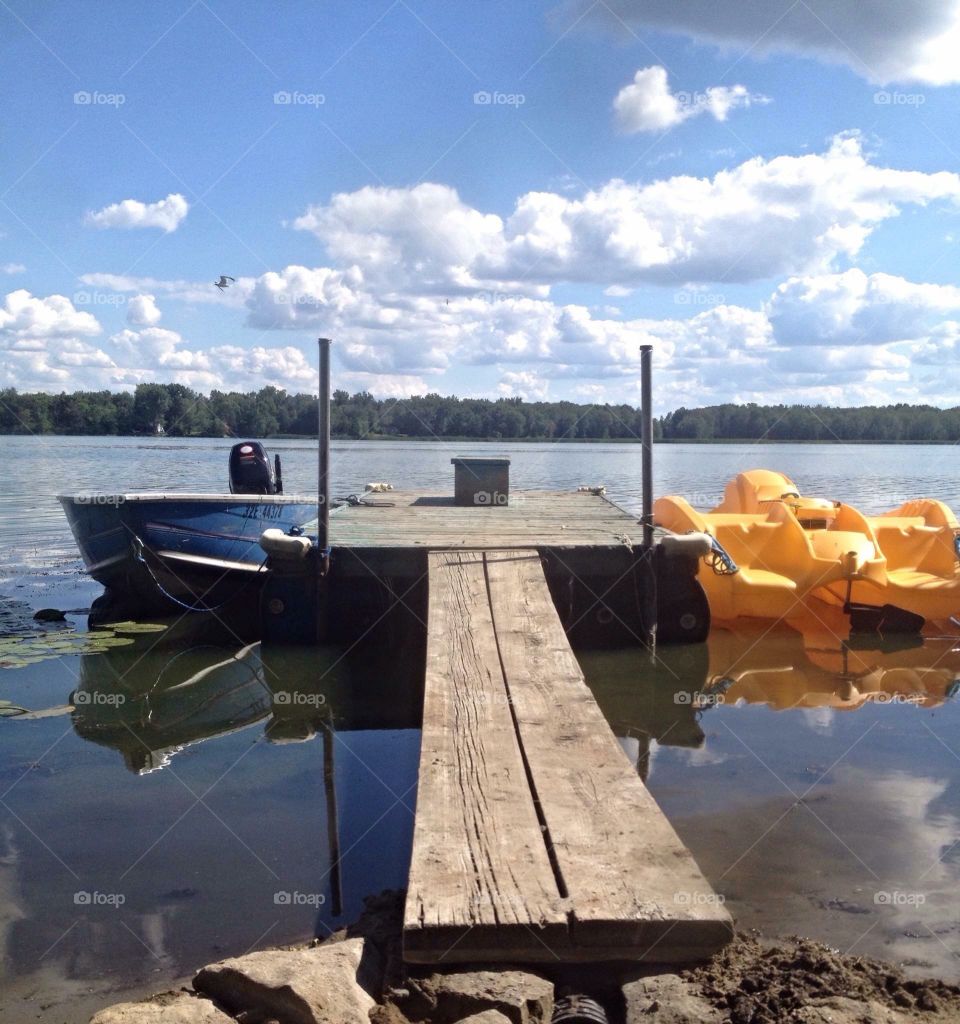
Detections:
[59, 494, 317, 612]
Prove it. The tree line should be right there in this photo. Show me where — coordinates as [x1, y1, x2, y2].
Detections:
[1, 385, 959, 442]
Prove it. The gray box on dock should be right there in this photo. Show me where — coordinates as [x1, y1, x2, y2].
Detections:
[451, 456, 511, 507]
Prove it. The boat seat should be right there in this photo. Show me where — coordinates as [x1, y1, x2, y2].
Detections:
[886, 569, 958, 590]
[736, 568, 798, 591]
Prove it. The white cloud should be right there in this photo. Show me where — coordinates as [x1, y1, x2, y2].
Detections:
[84, 193, 190, 233]
[0, 289, 101, 339]
[126, 294, 162, 327]
[613, 66, 766, 133]
[498, 370, 550, 401]
[337, 372, 431, 398]
[292, 136, 960, 288]
[564, 0, 960, 85]
[293, 182, 543, 296]
[245, 265, 363, 328]
[1, 263, 25, 275]
[767, 268, 960, 345]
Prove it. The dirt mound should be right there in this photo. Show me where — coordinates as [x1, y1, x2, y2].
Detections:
[686, 933, 960, 1022]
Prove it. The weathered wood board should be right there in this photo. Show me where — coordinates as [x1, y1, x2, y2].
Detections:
[403, 549, 733, 964]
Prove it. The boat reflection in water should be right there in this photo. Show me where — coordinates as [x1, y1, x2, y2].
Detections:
[702, 623, 960, 712]
[581, 622, 960, 783]
[581, 622, 960, 983]
[70, 620, 423, 774]
[0, 616, 424, 1020]
[9, 614, 960, 1009]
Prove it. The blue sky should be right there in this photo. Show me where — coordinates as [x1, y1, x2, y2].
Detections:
[2, 0, 960, 411]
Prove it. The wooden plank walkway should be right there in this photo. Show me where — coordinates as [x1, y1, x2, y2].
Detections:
[403, 549, 733, 964]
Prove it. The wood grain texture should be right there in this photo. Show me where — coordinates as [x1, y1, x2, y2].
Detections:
[403, 549, 732, 964]
[403, 551, 569, 963]
[330, 491, 644, 551]
[485, 551, 733, 961]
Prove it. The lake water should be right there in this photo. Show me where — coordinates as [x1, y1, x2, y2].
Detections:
[2, 436, 960, 1022]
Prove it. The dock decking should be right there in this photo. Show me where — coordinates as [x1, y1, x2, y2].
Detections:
[403, 549, 732, 963]
[328, 490, 646, 576]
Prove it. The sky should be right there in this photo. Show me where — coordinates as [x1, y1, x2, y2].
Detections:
[2, 0, 960, 413]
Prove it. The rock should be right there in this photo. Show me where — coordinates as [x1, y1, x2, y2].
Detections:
[792, 997, 902, 1023]
[407, 969, 553, 1024]
[90, 990, 232, 1024]
[622, 973, 723, 1023]
[456, 1013, 513, 1024]
[194, 937, 382, 1024]
[33, 608, 66, 621]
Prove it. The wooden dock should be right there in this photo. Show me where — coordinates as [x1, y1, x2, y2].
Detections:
[328, 489, 646, 574]
[403, 548, 732, 964]
[319, 488, 709, 648]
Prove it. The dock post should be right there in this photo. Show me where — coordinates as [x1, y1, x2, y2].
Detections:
[316, 337, 332, 642]
[639, 344, 657, 649]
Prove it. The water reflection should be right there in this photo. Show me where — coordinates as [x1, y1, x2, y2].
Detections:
[4, 616, 960, 1020]
[0, 620, 423, 1022]
[583, 628, 960, 980]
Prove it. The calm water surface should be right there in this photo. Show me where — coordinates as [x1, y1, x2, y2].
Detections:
[1, 437, 960, 1022]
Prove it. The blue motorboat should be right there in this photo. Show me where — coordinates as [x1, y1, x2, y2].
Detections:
[59, 441, 317, 614]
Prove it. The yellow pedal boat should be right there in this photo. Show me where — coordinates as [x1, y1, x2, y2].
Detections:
[654, 469, 960, 625]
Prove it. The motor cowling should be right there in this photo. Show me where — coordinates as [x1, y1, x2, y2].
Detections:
[229, 441, 282, 495]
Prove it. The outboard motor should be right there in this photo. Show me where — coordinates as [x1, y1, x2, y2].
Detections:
[229, 441, 283, 495]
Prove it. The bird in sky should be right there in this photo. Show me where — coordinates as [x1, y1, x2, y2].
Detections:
[214, 276, 236, 291]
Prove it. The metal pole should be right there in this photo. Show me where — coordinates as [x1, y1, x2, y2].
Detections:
[640, 345, 654, 549]
[639, 344, 657, 651]
[317, 338, 331, 572]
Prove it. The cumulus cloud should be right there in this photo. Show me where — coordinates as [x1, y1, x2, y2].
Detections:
[293, 182, 544, 296]
[337, 372, 432, 398]
[613, 66, 765, 133]
[562, 0, 960, 85]
[767, 269, 960, 345]
[84, 193, 189, 233]
[292, 136, 960, 288]
[498, 370, 550, 400]
[0, 289, 101, 339]
[126, 294, 162, 326]
[245, 265, 363, 328]
[0, 287, 318, 394]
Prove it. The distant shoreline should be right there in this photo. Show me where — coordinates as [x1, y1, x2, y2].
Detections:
[2, 432, 958, 445]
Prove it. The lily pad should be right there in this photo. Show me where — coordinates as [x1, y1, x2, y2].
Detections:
[101, 621, 169, 634]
